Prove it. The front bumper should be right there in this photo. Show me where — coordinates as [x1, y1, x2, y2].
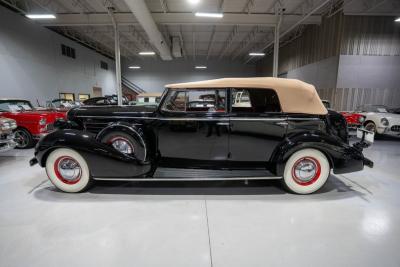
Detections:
[0, 134, 17, 152]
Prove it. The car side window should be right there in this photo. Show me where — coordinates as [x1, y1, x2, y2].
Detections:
[231, 88, 281, 113]
[162, 89, 226, 113]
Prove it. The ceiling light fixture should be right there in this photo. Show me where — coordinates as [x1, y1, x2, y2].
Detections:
[395, 17, 400, 22]
[249, 52, 265, 56]
[25, 14, 56, 19]
[139, 51, 156, 55]
[129, 66, 141, 69]
[188, 0, 200, 4]
[195, 12, 223, 18]
[195, 66, 207, 69]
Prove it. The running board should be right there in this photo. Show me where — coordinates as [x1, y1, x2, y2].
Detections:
[93, 176, 282, 181]
[93, 168, 282, 181]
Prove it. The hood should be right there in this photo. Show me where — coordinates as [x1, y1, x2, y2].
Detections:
[384, 113, 400, 123]
[68, 105, 157, 120]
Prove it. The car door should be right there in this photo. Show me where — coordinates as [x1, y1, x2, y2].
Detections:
[157, 88, 230, 163]
[228, 88, 288, 162]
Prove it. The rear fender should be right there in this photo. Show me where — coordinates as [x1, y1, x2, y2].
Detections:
[270, 131, 362, 176]
[36, 129, 151, 178]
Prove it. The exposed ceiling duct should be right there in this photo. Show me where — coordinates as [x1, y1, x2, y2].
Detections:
[123, 0, 172, 60]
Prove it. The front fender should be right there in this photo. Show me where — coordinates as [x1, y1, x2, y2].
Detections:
[35, 129, 151, 178]
[271, 131, 365, 176]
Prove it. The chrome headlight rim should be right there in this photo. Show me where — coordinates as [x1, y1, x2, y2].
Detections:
[39, 118, 47, 126]
[380, 118, 389, 126]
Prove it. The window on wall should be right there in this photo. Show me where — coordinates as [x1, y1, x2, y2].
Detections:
[59, 93, 75, 101]
[100, 61, 108, 70]
[162, 89, 226, 113]
[61, 44, 76, 59]
[231, 88, 281, 113]
[79, 94, 90, 101]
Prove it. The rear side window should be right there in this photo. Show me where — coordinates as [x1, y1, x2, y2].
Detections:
[231, 88, 281, 113]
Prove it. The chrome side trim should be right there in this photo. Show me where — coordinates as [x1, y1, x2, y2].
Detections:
[93, 176, 283, 181]
[287, 117, 321, 121]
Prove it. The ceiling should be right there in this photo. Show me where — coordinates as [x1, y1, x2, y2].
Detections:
[1, 0, 399, 64]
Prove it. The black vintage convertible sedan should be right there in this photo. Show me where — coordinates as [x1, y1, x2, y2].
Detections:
[30, 78, 373, 194]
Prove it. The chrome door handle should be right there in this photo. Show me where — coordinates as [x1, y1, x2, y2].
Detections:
[216, 122, 230, 126]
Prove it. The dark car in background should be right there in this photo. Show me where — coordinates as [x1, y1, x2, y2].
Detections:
[82, 95, 129, 106]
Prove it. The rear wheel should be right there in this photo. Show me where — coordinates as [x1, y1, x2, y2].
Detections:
[14, 128, 34, 149]
[282, 148, 330, 194]
[45, 148, 92, 193]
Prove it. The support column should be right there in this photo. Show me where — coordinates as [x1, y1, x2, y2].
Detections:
[272, 11, 283, 77]
[108, 9, 123, 106]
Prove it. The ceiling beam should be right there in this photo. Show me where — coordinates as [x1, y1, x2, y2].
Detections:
[39, 12, 322, 27]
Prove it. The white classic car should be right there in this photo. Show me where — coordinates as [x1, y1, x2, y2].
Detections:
[355, 105, 400, 136]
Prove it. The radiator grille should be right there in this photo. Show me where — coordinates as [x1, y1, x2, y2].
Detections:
[391, 125, 400, 132]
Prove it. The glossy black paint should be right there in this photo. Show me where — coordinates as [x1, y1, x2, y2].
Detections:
[32, 88, 372, 179]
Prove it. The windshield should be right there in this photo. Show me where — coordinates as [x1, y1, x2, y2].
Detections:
[0, 100, 34, 112]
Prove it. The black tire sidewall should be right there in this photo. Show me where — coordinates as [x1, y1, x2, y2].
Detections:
[14, 128, 34, 149]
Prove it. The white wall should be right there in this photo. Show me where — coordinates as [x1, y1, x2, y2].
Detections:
[0, 6, 116, 105]
[122, 59, 257, 93]
[286, 56, 339, 89]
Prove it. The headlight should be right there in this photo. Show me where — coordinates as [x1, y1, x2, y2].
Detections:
[380, 118, 389, 126]
[39, 118, 47, 126]
[0, 122, 11, 131]
[358, 116, 365, 123]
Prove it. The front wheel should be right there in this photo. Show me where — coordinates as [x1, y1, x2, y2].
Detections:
[364, 121, 376, 133]
[282, 148, 330, 194]
[14, 128, 34, 149]
[45, 148, 92, 193]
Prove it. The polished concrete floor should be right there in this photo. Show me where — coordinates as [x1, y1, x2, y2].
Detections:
[0, 139, 400, 267]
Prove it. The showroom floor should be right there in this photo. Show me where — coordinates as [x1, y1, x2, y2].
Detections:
[1, 139, 400, 267]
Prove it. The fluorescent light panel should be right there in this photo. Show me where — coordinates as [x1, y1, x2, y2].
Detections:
[188, 0, 200, 4]
[195, 66, 207, 69]
[129, 66, 141, 69]
[249, 52, 265, 56]
[395, 17, 400, 22]
[195, 12, 223, 18]
[139, 51, 156, 55]
[26, 14, 56, 19]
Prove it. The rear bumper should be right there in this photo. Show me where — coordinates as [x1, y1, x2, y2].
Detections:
[332, 146, 373, 174]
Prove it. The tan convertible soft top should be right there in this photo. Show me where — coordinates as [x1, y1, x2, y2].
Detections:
[166, 77, 327, 115]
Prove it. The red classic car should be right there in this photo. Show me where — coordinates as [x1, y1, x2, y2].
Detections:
[0, 99, 66, 148]
[322, 100, 365, 129]
[340, 111, 366, 129]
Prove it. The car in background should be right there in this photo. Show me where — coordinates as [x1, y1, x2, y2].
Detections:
[82, 95, 129, 106]
[45, 98, 81, 111]
[355, 105, 400, 136]
[0, 117, 17, 152]
[130, 93, 162, 106]
[322, 100, 365, 129]
[0, 99, 66, 148]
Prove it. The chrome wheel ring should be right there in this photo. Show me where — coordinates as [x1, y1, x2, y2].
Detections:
[109, 137, 134, 154]
[291, 157, 321, 186]
[54, 156, 82, 184]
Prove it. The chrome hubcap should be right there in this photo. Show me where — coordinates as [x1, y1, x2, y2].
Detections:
[111, 138, 134, 154]
[294, 159, 317, 182]
[292, 157, 321, 186]
[55, 157, 82, 183]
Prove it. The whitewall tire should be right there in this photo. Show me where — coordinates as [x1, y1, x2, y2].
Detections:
[282, 148, 330, 194]
[45, 148, 92, 193]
